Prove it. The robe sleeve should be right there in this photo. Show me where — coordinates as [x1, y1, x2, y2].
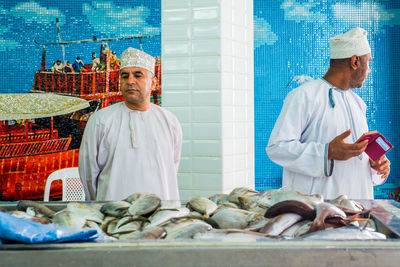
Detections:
[171, 116, 183, 173]
[78, 114, 101, 200]
[266, 89, 329, 177]
[370, 165, 388, 186]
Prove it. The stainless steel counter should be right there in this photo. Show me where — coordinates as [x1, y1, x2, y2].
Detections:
[1, 200, 400, 267]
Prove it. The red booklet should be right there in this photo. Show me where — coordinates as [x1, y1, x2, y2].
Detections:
[357, 131, 393, 161]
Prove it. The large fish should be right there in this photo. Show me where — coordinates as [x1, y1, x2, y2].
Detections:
[211, 207, 264, 229]
[101, 201, 130, 218]
[146, 207, 190, 228]
[52, 210, 86, 229]
[227, 187, 258, 205]
[259, 213, 303, 236]
[264, 200, 316, 220]
[121, 226, 166, 240]
[186, 196, 218, 217]
[165, 220, 212, 239]
[305, 202, 347, 235]
[16, 200, 55, 218]
[332, 195, 364, 213]
[67, 202, 104, 223]
[128, 194, 161, 216]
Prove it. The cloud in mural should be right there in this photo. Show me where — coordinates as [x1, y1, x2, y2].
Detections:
[0, 19, 20, 51]
[0, 39, 19, 52]
[9, 1, 66, 25]
[332, 2, 400, 29]
[280, 0, 327, 23]
[254, 16, 277, 48]
[83, 1, 160, 37]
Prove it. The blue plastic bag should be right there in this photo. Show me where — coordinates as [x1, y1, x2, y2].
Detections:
[0, 212, 98, 244]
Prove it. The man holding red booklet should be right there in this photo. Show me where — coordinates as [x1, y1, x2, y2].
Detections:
[267, 28, 391, 200]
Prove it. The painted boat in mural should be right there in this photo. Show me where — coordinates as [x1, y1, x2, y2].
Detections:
[0, 94, 88, 200]
[0, 35, 161, 201]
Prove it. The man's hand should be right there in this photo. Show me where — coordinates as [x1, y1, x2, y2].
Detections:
[370, 155, 390, 179]
[328, 130, 368, 160]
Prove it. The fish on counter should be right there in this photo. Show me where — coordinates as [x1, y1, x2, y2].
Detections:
[2, 187, 391, 242]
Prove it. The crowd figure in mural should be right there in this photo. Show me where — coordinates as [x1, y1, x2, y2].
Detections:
[50, 50, 120, 74]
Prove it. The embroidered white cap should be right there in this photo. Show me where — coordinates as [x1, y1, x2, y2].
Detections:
[120, 47, 155, 74]
[329, 28, 371, 59]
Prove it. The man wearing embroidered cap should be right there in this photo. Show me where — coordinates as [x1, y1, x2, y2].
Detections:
[267, 28, 390, 199]
[79, 47, 182, 201]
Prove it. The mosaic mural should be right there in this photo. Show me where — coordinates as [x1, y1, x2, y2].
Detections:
[0, 1, 161, 200]
[254, 0, 400, 198]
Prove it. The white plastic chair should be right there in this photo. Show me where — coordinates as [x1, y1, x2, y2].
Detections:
[43, 167, 86, 201]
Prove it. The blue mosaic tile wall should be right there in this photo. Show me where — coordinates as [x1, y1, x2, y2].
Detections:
[0, 0, 161, 94]
[254, 0, 400, 198]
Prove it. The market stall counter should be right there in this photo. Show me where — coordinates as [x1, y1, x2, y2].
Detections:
[0, 199, 400, 267]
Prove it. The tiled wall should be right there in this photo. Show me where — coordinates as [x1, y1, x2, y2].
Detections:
[162, 0, 254, 202]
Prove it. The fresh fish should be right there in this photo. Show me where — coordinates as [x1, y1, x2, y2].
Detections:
[186, 196, 218, 217]
[121, 226, 166, 240]
[332, 195, 364, 213]
[26, 207, 36, 217]
[246, 216, 270, 231]
[218, 202, 240, 209]
[67, 202, 104, 223]
[305, 202, 347, 234]
[263, 190, 323, 208]
[264, 200, 316, 220]
[259, 213, 303, 236]
[211, 208, 263, 229]
[16, 200, 55, 218]
[165, 221, 212, 239]
[111, 221, 141, 235]
[128, 194, 161, 216]
[52, 210, 86, 229]
[208, 194, 230, 204]
[303, 226, 386, 240]
[227, 187, 258, 205]
[106, 219, 119, 235]
[146, 207, 190, 228]
[101, 216, 117, 232]
[100, 201, 130, 218]
[281, 220, 312, 237]
[124, 193, 142, 203]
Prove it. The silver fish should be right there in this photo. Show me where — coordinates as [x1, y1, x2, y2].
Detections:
[146, 207, 190, 228]
[124, 193, 142, 203]
[122, 226, 167, 240]
[67, 202, 104, 223]
[211, 208, 263, 229]
[260, 213, 303, 236]
[111, 221, 141, 235]
[332, 195, 364, 212]
[100, 201, 130, 217]
[128, 194, 161, 216]
[52, 210, 86, 229]
[165, 221, 212, 239]
[281, 220, 312, 237]
[186, 196, 218, 216]
[227, 187, 258, 205]
[208, 194, 230, 204]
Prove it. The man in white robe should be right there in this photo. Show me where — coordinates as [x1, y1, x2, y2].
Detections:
[79, 48, 182, 201]
[266, 28, 390, 199]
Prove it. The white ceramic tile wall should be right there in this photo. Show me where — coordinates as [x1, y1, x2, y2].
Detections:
[162, 0, 254, 202]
